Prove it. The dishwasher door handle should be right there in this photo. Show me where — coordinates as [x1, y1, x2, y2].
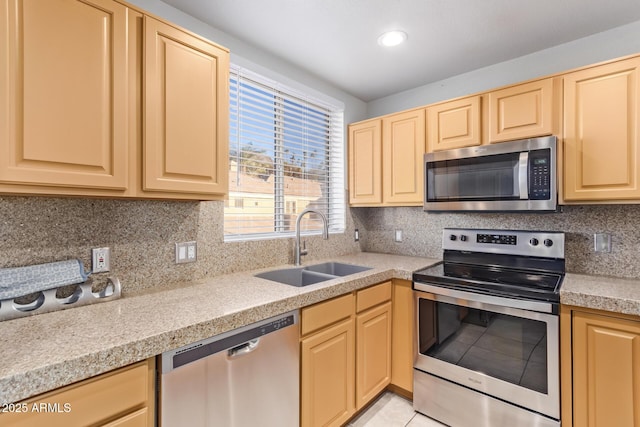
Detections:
[227, 338, 260, 359]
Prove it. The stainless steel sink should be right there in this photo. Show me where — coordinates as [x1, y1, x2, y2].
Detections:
[255, 262, 372, 286]
[254, 267, 336, 287]
[304, 262, 372, 277]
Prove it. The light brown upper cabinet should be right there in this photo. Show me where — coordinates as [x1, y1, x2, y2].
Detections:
[0, 0, 229, 200]
[563, 57, 640, 201]
[487, 78, 558, 143]
[0, 0, 129, 192]
[382, 108, 425, 205]
[348, 120, 382, 205]
[143, 16, 229, 196]
[348, 109, 425, 207]
[427, 96, 481, 151]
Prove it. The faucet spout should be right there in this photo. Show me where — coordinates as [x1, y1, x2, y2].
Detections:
[294, 208, 329, 266]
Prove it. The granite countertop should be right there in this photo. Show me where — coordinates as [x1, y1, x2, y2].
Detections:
[0, 252, 438, 405]
[560, 273, 640, 316]
[3, 251, 640, 406]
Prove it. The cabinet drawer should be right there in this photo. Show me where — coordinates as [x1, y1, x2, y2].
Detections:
[103, 408, 150, 427]
[302, 293, 354, 336]
[1, 360, 152, 427]
[357, 281, 392, 313]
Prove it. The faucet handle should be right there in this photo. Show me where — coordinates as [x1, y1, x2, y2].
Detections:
[300, 240, 308, 257]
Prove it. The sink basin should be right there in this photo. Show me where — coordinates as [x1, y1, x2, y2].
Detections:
[304, 262, 372, 277]
[255, 262, 372, 286]
[254, 267, 336, 287]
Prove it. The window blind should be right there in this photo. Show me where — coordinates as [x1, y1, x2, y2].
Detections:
[224, 66, 345, 241]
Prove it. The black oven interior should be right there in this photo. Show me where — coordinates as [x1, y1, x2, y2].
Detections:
[418, 298, 548, 394]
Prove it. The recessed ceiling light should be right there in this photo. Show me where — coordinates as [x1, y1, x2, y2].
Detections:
[377, 30, 408, 47]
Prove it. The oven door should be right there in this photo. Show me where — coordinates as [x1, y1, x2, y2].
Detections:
[414, 283, 559, 419]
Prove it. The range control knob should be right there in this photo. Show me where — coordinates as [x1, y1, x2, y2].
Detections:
[449, 234, 457, 241]
[544, 239, 554, 247]
[460, 235, 468, 242]
[529, 238, 539, 246]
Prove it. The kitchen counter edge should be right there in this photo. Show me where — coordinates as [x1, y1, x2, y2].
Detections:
[3, 256, 639, 405]
[560, 272, 640, 317]
[0, 252, 437, 405]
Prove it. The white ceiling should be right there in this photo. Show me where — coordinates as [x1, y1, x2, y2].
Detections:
[162, 0, 640, 102]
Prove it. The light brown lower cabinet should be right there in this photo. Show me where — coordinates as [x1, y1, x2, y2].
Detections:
[355, 284, 392, 410]
[390, 279, 415, 397]
[301, 282, 392, 427]
[0, 359, 155, 427]
[561, 306, 640, 427]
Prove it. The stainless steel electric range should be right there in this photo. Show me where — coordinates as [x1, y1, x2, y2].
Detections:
[413, 228, 565, 427]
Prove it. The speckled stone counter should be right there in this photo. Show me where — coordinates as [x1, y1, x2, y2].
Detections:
[0, 252, 438, 405]
[560, 273, 640, 317]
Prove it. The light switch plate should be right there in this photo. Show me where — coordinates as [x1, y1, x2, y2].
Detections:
[394, 229, 403, 242]
[175, 241, 197, 263]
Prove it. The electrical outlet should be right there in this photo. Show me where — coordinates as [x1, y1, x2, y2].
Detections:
[594, 233, 611, 253]
[92, 247, 110, 273]
[354, 229, 360, 242]
[394, 229, 403, 242]
[176, 241, 197, 263]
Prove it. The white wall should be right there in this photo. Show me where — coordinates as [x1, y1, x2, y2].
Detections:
[367, 19, 640, 118]
[127, 0, 368, 126]
[127, 2, 640, 129]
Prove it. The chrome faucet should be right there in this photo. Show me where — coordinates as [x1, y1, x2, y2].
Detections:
[294, 208, 329, 266]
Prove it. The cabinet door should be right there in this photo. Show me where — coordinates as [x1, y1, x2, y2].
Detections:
[488, 78, 555, 143]
[427, 96, 481, 151]
[301, 319, 356, 427]
[573, 311, 640, 427]
[0, 360, 154, 427]
[391, 279, 414, 395]
[348, 120, 382, 205]
[144, 16, 229, 196]
[382, 109, 425, 205]
[356, 301, 392, 410]
[0, 0, 128, 191]
[564, 57, 640, 201]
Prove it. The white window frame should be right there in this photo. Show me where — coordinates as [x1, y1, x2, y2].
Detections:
[224, 65, 345, 242]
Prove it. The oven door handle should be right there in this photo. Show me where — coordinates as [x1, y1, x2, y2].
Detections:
[413, 282, 556, 314]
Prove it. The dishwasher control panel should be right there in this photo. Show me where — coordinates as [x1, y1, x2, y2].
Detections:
[261, 314, 295, 334]
[160, 311, 298, 373]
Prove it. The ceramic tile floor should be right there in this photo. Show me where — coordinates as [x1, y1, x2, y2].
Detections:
[347, 392, 446, 427]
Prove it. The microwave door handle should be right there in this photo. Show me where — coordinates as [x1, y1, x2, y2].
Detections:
[518, 152, 529, 199]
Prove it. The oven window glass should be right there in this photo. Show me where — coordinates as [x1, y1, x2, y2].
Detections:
[426, 153, 521, 201]
[418, 299, 548, 394]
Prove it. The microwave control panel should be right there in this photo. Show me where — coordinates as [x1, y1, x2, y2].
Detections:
[529, 149, 551, 200]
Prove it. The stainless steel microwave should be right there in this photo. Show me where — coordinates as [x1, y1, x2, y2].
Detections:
[424, 136, 557, 212]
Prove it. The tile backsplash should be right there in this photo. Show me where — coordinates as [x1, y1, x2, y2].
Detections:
[1, 196, 638, 297]
[0, 197, 362, 295]
[354, 204, 640, 279]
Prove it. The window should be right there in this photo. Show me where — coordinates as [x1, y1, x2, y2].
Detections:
[224, 66, 345, 241]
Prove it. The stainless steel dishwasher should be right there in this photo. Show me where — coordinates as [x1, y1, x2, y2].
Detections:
[159, 311, 299, 427]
